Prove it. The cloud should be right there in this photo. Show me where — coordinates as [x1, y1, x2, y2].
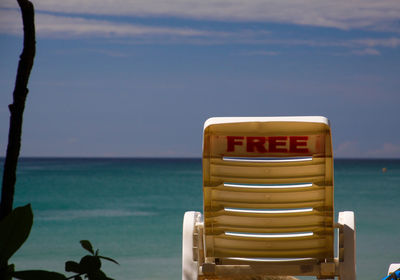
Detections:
[350, 37, 400, 48]
[0, 9, 214, 39]
[1, 7, 399, 52]
[239, 50, 280, 56]
[330, 38, 400, 56]
[53, 48, 131, 57]
[366, 143, 400, 158]
[335, 141, 400, 158]
[1, 0, 400, 31]
[351, 48, 381, 56]
[87, 49, 129, 57]
[334, 141, 363, 158]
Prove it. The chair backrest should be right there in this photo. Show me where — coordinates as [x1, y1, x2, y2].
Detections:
[202, 117, 334, 261]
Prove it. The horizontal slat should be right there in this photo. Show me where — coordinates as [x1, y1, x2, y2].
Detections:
[220, 258, 316, 264]
[210, 164, 326, 180]
[209, 188, 328, 205]
[204, 210, 332, 234]
[212, 233, 329, 248]
[206, 225, 329, 234]
[203, 184, 333, 211]
[206, 207, 328, 218]
[212, 248, 330, 259]
[203, 259, 323, 277]
[208, 175, 327, 185]
[208, 200, 328, 210]
[208, 234, 333, 259]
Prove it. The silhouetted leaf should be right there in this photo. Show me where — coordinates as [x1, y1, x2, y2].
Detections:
[2, 263, 15, 280]
[99, 256, 119, 265]
[80, 240, 94, 255]
[13, 270, 66, 280]
[95, 249, 99, 256]
[87, 269, 113, 280]
[80, 255, 101, 272]
[74, 276, 83, 280]
[8, 263, 15, 273]
[65, 260, 82, 273]
[0, 204, 33, 263]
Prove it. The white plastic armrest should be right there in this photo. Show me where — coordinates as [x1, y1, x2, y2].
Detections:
[338, 211, 356, 280]
[182, 211, 202, 280]
[388, 263, 400, 275]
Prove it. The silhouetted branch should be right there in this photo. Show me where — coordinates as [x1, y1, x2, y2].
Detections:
[0, 0, 36, 221]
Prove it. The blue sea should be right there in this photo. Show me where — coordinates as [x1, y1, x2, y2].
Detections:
[3, 158, 400, 279]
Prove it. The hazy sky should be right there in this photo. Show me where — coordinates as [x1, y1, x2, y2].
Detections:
[0, 0, 399, 158]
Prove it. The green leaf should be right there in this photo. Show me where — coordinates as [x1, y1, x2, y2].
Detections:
[98, 256, 119, 265]
[65, 260, 82, 273]
[13, 270, 66, 280]
[0, 204, 33, 263]
[80, 240, 94, 255]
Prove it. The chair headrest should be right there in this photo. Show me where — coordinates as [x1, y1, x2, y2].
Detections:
[203, 116, 331, 158]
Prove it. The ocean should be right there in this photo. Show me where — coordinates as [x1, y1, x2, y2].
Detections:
[2, 158, 400, 279]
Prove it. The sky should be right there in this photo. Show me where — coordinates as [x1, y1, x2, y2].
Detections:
[0, 0, 399, 158]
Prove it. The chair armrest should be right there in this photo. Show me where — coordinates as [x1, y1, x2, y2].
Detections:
[182, 211, 202, 280]
[338, 211, 356, 280]
[388, 263, 400, 275]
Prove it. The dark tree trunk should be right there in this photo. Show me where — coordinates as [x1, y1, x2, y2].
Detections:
[0, 0, 36, 221]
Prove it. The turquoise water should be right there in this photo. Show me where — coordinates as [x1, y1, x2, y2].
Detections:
[2, 158, 400, 279]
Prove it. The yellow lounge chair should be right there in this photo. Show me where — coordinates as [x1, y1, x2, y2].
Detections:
[182, 117, 356, 280]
